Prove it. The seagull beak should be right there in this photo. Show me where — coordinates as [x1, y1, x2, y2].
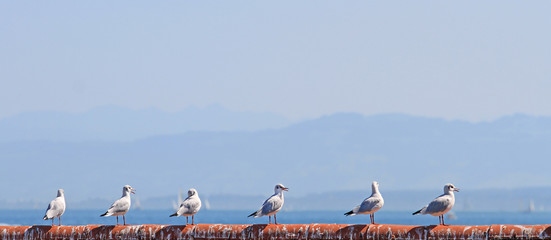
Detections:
[131, 188, 136, 194]
[454, 188, 460, 192]
[282, 187, 289, 191]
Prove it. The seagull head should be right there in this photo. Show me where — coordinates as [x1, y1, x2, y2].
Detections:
[57, 189, 64, 197]
[444, 183, 459, 193]
[275, 184, 289, 193]
[124, 185, 136, 194]
[188, 188, 198, 197]
[371, 181, 380, 192]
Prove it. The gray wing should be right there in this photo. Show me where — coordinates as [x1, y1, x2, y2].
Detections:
[425, 195, 451, 214]
[45, 200, 54, 212]
[107, 197, 130, 214]
[178, 198, 201, 215]
[44, 198, 65, 218]
[261, 195, 283, 215]
[358, 196, 383, 213]
[44, 200, 55, 219]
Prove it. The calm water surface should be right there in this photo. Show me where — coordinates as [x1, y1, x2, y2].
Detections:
[1, 210, 550, 226]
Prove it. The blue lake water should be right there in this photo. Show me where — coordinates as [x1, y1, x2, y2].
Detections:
[1, 210, 550, 226]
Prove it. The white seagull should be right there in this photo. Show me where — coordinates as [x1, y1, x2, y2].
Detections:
[100, 185, 136, 225]
[43, 189, 66, 226]
[248, 184, 288, 224]
[412, 183, 459, 225]
[169, 188, 202, 225]
[344, 181, 384, 224]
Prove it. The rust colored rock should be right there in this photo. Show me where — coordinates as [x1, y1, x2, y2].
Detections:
[488, 225, 551, 239]
[426, 225, 489, 239]
[333, 224, 369, 240]
[366, 224, 425, 239]
[309, 224, 363, 240]
[152, 225, 194, 240]
[87, 225, 141, 240]
[0, 226, 30, 240]
[4, 224, 551, 240]
[243, 224, 309, 240]
[194, 224, 250, 240]
[48, 225, 96, 239]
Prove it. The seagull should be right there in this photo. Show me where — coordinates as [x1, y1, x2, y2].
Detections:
[43, 189, 66, 226]
[248, 184, 288, 224]
[412, 183, 459, 225]
[169, 188, 202, 225]
[344, 181, 384, 224]
[100, 185, 136, 225]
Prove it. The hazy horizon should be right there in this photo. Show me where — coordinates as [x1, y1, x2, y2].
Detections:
[4, 103, 551, 123]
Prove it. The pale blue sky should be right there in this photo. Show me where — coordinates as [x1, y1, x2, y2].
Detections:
[1, 1, 550, 121]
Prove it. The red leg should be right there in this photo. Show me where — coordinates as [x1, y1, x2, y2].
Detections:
[59, 217, 61, 226]
[274, 214, 278, 225]
[442, 215, 445, 226]
[123, 215, 126, 225]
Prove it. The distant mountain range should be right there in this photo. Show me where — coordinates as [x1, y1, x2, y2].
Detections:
[1, 108, 551, 211]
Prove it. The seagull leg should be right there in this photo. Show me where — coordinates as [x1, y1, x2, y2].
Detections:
[59, 217, 61, 226]
[192, 215, 195, 225]
[268, 216, 271, 224]
[123, 215, 126, 225]
[274, 214, 278, 225]
[442, 215, 446, 226]
[116, 216, 119, 225]
[51, 219, 54, 226]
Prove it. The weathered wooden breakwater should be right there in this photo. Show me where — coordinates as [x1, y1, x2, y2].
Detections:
[2, 224, 551, 239]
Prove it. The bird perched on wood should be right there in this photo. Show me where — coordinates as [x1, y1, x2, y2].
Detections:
[344, 181, 384, 224]
[43, 189, 66, 226]
[248, 184, 288, 224]
[412, 183, 459, 225]
[100, 185, 136, 225]
[169, 188, 202, 225]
